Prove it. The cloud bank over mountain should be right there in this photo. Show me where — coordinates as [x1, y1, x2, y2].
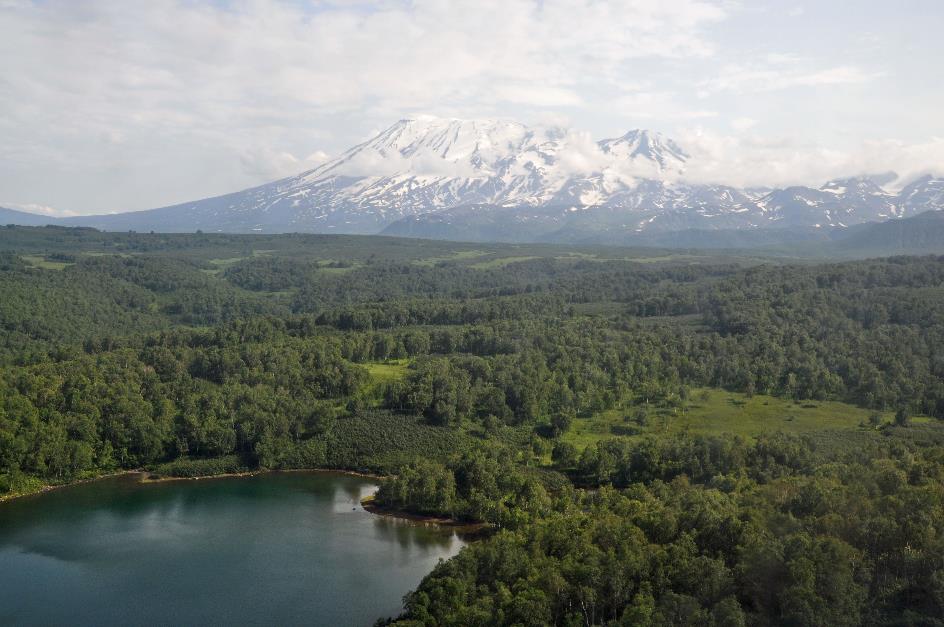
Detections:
[1, 0, 942, 214]
[4, 116, 938, 241]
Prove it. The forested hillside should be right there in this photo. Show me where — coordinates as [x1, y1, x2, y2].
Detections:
[1, 226, 943, 625]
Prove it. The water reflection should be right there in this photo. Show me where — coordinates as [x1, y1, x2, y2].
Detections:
[338, 478, 368, 503]
[371, 515, 460, 552]
[0, 472, 466, 627]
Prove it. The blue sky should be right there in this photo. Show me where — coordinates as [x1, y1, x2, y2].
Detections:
[1, 0, 942, 215]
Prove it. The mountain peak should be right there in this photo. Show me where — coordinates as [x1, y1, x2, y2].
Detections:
[598, 128, 688, 172]
[820, 176, 889, 196]
[898, 174, 944, 212]
[618, 128, 661, 142]
[365, 117, 552, 158]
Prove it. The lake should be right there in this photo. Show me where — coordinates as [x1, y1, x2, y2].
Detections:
[0, 472, 467, 626]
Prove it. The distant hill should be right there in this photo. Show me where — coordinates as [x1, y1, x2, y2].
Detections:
[1, 207, 940, 260]
[381, 204, 838, 250]
[831, 209, 944, 255]
[383, 206, 944, 257]
[0, 206, 57, 227]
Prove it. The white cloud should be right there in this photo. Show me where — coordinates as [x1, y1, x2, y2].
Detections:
[678, 130, 944, 189]
[1, 202, 78, 217]
[239, 148, 331, 181]
[0, 0, 726, 122]
[701, 62, 879, 94]
[0, 0, 728, 212]
[730, 117, 757, 132]
[555, 131, 611, 176]
[699, 51, 883, 94]
[611, 91, 718, 120]
[492, 84, 584, 107]
[0, 0, 938, 212]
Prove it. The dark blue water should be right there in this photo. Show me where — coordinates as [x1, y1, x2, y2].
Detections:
[0, 472, 465, 626]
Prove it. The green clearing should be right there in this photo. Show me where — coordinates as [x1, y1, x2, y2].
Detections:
[625, 254, 703, 264]
[413, 249, 489, 267]
[208, 256, 249, 267]
[363, 360, 411, 400]
[315, 259, 361, 275]
[563, 387, 919, 450]
[364, 360, 411, 384]
[81, 251, 132, 257]
[20, 255, 72, 270]
[209, 249, 278, 265]
[203, 256, 249, 275]
[555, 252, 599, 260]
[470, 255, 543, 269]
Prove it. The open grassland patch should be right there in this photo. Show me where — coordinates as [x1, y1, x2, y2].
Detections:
[564, 387, 913, 450]
[20, 255, 73, 270]
[203, 256, 251, 274]
[364, 359, 411, 384]
[471, 255, 543, 269]
[363, 359, 411, 401]
[412, 250, 490, 267]
[314, 259, 361, 274]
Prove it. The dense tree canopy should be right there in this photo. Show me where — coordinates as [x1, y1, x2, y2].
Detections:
[1, 227, 943, 625]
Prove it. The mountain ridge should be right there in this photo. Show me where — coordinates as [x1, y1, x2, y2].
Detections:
[5, 117, 943, 238]
[0, 206, 59, 227]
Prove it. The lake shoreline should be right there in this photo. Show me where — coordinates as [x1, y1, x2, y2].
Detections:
[0, 468, 465, 626]
[137, 467, 384, 483]
[0, 469, 143, 504]
[0, 467, 383, 504]
[360, 494, 488, 533]
[0, 467, 477, 529]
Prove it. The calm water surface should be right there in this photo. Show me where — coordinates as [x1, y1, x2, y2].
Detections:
[0, 472, 466, 626]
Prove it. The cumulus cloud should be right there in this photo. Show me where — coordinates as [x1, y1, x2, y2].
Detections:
[700, 62, 879, 95]
[0, 0, 937, 212]
[612, 91, 718, 121]
[730, 117, 757, 132]
[552, 131, 603, 175]
[0, 0, 729, 212]
[0, 0, 726, 126]
[553, 129, 666, 186]
[678, 130, 944, 189]
[239, 148, 331, 180]
[0, 202, 78, 217]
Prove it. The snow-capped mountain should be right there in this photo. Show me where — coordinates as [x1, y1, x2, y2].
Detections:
[277, 117, 707, 229]
[32, 116, 944, 236]
[598, 129, 688, 171]
[757, 177, 900, 228]
[294, 117, 574, 217]
[898, 175, 944, 214]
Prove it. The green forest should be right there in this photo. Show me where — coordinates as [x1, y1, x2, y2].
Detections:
[1, 225, 943, 625]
